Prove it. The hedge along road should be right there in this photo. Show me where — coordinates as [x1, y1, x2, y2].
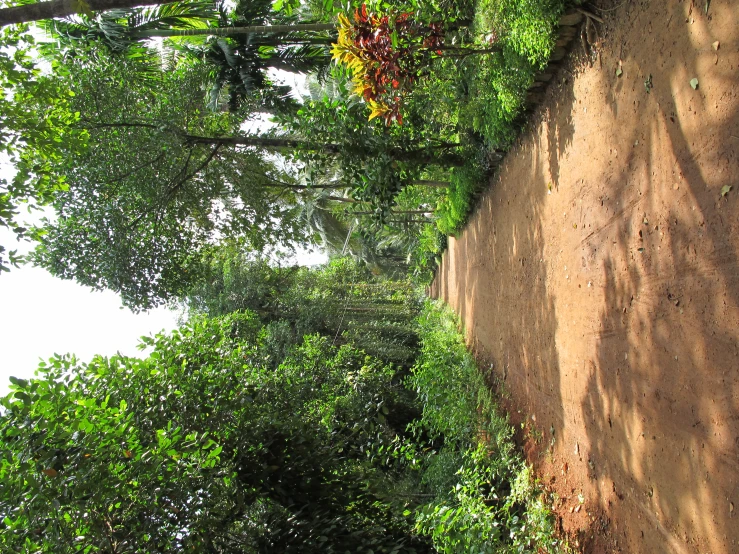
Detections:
[430, 0, 739, 552]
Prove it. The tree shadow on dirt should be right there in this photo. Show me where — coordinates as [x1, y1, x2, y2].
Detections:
[582, 1, 739, 552]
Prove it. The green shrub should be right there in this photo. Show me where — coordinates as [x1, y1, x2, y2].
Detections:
[436, 160, 487, 235]
[408, 0, 565, 235]
[409, 301, 566, 553]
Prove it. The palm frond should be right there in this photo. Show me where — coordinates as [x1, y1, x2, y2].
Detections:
[263, 43, 331, 74]
[127, 1, 218, 32]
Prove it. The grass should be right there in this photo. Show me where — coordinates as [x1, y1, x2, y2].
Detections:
[435, 157, 488, 235]
[408, 300, 568, 553]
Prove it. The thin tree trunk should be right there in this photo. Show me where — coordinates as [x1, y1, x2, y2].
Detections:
[0, 0, 178, 27]
[82, 123, 463, 167]
[351, 210, 432, 215]
[323, 196, 358, 203]
[185, 133, 462, 166]
[261, 182, 345, 191]
[250, 37, 335, 46]
[412, 180, 449, 187]
[131, 23, 336, 38]
[184, 134, 342, 154]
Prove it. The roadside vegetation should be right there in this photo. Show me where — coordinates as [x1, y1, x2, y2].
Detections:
[1, 259, 566, 552]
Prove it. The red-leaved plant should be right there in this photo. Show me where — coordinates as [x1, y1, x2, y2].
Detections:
[332, 4, 445, 125]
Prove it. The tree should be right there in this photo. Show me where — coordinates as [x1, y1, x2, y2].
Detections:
[0, 0, 180, 28]
[0, 27, 89, 272]
[26, 52, 307, 309]
[42, 0, 335, 112]
[0, 312, 430, 552]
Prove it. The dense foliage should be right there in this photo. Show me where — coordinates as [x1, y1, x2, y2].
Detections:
[410, 302, 563, 553]
[0, 286, 565, 552]
[0, 312, 427, 552]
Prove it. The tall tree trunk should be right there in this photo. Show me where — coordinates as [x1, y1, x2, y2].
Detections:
[130, 23, 336, 38]
[412, 180, 449, 187]
[351, 210, 432, 215]
[82, 124, 462, 167]
[250, 37, 335, 46]
[184, 133, 342, 153]
[0, 0, 178, 27]
[184, 134, 462, 166]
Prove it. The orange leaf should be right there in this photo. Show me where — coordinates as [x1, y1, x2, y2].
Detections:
[42, 468, 58, 477]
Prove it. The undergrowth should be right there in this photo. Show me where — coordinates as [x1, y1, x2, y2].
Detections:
[408, 0, 566, 272]
[409, 301, 567, 553]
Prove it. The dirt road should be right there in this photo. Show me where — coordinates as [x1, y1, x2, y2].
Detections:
[430, 1, 739, 552]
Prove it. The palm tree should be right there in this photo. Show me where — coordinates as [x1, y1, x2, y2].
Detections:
[44, 0, 335, 112]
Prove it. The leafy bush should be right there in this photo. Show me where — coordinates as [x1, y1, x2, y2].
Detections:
[409, 301, 565, 553]
[409, 223, 447, 285]
[435, 158, 488, 235]
[475, 0, 564, 65]
[403, 0, 565, 237]
[0, 313, 429, 553]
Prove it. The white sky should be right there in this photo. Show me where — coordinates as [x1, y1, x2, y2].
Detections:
[0, 225, 180, 396]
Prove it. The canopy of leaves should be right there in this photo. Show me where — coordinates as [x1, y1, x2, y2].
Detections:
[0, 27, 88, 271]
[28, 51, 304, 310]
[0, 311, 429, 553]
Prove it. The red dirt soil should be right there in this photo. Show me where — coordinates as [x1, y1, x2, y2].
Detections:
[430, 1, 739, 552]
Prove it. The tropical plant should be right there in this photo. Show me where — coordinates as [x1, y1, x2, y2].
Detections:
[41, 0, 335, 112]
[331, 4, 444, 124]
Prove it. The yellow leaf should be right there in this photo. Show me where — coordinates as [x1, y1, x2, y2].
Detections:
[368, 102, 390, 121]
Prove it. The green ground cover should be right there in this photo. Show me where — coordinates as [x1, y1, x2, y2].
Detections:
[410, 300, 566, 552]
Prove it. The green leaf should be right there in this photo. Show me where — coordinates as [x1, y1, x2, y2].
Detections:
[14, 391, 31, 405]
[720, 185, 732, 197]
[690, 78, 699, 90]
[615, 67, 622, 78]
[8, 376, 28, 389]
